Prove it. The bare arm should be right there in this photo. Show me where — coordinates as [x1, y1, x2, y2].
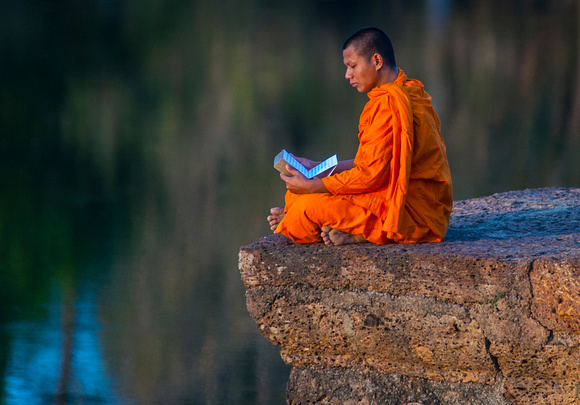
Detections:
[334, 159, 354, 173]
[281, 155, 355, 193]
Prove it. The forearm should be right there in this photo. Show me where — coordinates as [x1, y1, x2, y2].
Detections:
[283, 176, 329, 194]
[335, 159, 355, 173]
[307, 178, 330, 193]
[282, 159, 354, 194]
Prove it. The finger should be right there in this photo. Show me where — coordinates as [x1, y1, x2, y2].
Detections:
[285, 164, 297, 174]
[285, 164, 304, 177]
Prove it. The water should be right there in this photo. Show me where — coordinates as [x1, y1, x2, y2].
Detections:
[0, 1, 578, 404]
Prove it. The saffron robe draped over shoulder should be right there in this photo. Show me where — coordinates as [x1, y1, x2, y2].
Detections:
[277, 69, 453, 244]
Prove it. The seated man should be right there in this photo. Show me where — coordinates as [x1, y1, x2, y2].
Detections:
[268, 27, 453, 246]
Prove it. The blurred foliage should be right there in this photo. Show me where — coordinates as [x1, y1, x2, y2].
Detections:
[0, 0, 578, 403]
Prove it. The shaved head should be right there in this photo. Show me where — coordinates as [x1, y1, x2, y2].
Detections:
[343, 27, 397, 69]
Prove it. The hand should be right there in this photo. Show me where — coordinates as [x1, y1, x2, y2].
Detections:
[280, 165, 329, 194]
[294, 156, 354, 179]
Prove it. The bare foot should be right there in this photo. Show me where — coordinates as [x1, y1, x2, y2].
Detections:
[321, 225, 367, 246]
[267, 207, 285, 232]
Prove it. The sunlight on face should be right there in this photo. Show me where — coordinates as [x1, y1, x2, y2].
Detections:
[343, 45, 381, 93]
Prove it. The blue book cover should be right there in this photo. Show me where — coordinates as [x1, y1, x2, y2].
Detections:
[274, 149, 338, 179]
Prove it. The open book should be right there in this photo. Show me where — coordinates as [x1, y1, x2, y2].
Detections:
[274, 149, 338, 179]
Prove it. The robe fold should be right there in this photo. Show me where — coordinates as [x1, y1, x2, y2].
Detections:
[276, 69, 453, 244]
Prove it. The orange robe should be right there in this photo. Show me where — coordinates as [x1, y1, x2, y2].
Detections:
[276, 69, 453, 244]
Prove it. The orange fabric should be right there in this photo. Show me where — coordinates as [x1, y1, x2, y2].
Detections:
[276, 192, 392, 244]
[277, 69, 452, 244]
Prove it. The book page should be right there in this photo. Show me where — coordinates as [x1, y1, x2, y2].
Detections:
[308, 155, 338, 178]
[274, 150, 337, 179]
[274, 150, 309, 177]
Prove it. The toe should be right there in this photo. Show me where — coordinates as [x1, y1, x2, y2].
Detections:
[270, 207, 284, 215]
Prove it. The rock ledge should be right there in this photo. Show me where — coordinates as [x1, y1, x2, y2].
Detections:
[239, 188, 580, 404]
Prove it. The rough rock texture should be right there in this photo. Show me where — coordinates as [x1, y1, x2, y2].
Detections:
[239, 188, 580, 404]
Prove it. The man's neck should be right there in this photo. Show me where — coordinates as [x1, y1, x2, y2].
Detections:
[376, 67, 399, 88]
[385, 67, 399, 83]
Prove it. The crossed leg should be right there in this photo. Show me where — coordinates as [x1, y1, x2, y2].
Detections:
[267, 192, 387, 245]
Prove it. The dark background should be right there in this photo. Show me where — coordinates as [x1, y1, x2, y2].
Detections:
[0, 0, 578, 403]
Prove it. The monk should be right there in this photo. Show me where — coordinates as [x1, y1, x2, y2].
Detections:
[267, 27, 453, 246]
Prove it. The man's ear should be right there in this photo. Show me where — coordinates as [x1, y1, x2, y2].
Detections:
[372, 53, 384, 70]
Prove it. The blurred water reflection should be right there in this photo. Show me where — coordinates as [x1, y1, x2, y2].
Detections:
[0, 1, 578, 404]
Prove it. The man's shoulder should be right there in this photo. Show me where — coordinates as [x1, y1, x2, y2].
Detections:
[401, 79, 432, 101]
[368, 84, 409, 104]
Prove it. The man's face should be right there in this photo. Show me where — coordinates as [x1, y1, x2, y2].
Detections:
[343, 45, 380, 93]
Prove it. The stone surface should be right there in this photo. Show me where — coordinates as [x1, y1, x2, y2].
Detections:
[239, 188, 580, 404]
[286, 366, 509, 405]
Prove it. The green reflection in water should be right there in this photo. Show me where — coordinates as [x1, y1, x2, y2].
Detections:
[0, 0, 579, 404]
